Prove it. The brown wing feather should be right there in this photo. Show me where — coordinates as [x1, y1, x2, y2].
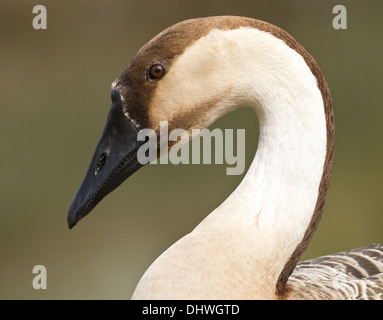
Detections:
[287, 244, 383, 299]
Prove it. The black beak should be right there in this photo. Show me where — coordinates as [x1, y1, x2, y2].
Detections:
[67, 89, 145, 229]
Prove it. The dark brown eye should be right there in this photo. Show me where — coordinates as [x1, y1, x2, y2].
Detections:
[148, 63, 165, 80]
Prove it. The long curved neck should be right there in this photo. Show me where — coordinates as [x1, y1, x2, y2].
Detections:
[193, 31, 327, 298]
[132, 27, 331, 299]
[212, 62, 327, 296]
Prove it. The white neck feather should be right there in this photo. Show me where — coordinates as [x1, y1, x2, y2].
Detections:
[132, 27, 327, 299]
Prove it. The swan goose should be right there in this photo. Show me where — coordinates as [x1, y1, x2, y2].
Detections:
[68, 16, 383, 299]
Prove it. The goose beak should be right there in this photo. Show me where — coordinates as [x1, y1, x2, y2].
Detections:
[67, 89, 145, 229]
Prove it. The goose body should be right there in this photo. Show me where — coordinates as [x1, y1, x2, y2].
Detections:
[68, 16, 383, 299]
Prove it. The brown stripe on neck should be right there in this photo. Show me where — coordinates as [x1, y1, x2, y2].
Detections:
[259, 22, 335, 297]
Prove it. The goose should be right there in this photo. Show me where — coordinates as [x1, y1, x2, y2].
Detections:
[67, 16, 383, 299]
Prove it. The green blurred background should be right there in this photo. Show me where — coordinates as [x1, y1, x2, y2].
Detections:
[1, 0, 382, 299]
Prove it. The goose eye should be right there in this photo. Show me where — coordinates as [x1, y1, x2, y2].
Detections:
[148, 63, 165, 80]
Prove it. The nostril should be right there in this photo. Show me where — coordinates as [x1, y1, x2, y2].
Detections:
[95, 153, 107, 175]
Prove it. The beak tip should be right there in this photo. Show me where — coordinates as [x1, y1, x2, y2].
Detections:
[68, 221, 76, 230]
[67, 202, 81, 229]
[67, 212, 77, 229]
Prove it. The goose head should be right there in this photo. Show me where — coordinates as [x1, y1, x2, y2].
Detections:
[68, 16, 270, 228]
